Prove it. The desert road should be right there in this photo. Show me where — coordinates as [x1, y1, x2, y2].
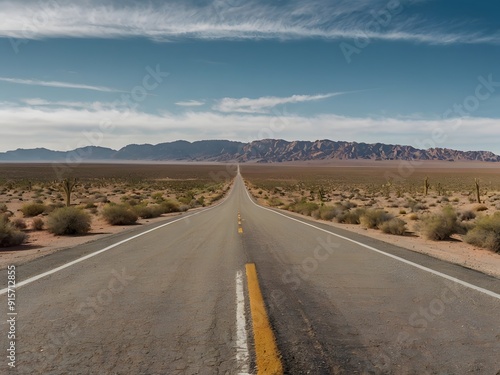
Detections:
[1, 172, 500, 375]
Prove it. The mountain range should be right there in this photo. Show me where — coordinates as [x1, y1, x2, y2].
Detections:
[1, 139, 499, 163]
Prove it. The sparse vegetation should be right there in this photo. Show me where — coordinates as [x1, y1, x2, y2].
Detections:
[464, 213, 500, 253]
[336, 208, 366, 224]
[102, 204, 138, 225]
[47, 207, 91, 235]
[32, 217, 45, 231]
[287, 201, 319, 216]
[418, 206, 461, 241]
[0, 215, 27, 247]
[359, 209, 393, 229]
[133, 204, 165, 219]
[379, 218, 407, 236]
[21, 202, 47, 217]
[12, 218, 27, 230]
[61, 178, 78, 207]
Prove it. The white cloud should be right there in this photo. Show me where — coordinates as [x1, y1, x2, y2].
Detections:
[0, 101, 499, 153]
[214, 93, 342, 113]
[0, 77, 124, 93]
[0, 0, 498, 45]
[20, 98, 126, 110]
[175, 100, 205, 107]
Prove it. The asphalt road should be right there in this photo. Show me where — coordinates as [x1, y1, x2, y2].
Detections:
[1, 172, 499, 374]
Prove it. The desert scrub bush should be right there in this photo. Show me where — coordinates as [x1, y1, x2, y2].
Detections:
[32, 217, 44, 231]
[464, 213, 500, 253]
[379, 218, 407, 236]
[268, 197, 284, 207]
[0, 215, 26, 247]
[159, 200, 179, 213]
[459, 210, 476, 221]
[21, 202, 47, 217]
[102, 204, 138, 225]
[359, 209, 393, 229]
[341, 201, 357, 209]
[47, 207, 91, 235]
[133, 204, 164, 219]
[12, 218, 27, 230]
[399, 209, 407, 215]
[336, 208, 366, 224]
[418, 206, 462, 241]
[287, 201, 319, 216]
[318, 205, 343, 221]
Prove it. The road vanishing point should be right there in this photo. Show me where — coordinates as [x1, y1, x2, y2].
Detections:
[1, 172, 499, 374]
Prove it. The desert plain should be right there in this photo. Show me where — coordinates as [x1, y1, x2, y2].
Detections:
[1, 160, 499, 278]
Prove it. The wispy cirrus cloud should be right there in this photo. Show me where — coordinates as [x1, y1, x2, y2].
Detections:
[214, 93, 343, 113]
[1, 0, 498, 45]
[20, 98, 126, 110]
[0, 77, 124, 93]
[175, 100, 205, 107]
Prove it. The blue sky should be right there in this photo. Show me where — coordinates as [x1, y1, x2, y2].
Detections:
[0, 0, 499, 153]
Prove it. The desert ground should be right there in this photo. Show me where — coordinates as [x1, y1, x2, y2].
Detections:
[0, 163, 234, 268]
[241, 160, 500, 278]
[1, 160, 500, 278]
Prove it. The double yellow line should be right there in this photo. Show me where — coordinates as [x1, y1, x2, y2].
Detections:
[246, 263, 284, 375]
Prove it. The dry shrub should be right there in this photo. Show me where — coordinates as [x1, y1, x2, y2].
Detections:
[379, 218, 407, 236]
[133, 204, 165, 219]
[464, 213, 500, 253]
[459, 210, 476, 221]
[12, 218, 27, 230]
[288, 201, 320, 216]
[102, 204, 138, 225]
[359, 209, 393, 229]
[336, 208, 366, 224]
[418, 206, 461, 241]
[162, 200, 181, 213]
[32, 217, 44, 231]
[0, 215, 26, 247]
[47, 207, 91, 235]
[21, 202, 47, 217]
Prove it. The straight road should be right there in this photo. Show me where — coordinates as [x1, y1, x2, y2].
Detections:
[1, 172, 499, 374]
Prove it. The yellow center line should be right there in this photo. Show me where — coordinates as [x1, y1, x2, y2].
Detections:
[245, 263, 284, 375]
[238, 227, 243, 234]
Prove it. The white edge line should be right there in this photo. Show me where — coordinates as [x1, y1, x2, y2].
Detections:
[241, 175, 500, 301]
[236, 270, 250, 374]
[0, 182, 236, 296]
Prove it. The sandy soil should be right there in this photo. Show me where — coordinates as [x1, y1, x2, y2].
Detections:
[248, 186, 500, 279]
[0, 212, 187, 270]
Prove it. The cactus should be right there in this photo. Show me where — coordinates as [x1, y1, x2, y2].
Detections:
[61, 178, 78, 207]
[436, 183, 443, 196]
[424, 176, 430, 196]
[475, 178, 481, 204]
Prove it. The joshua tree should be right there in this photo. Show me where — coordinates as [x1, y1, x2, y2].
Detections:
[61, 178, 78, 207]
[424, 177, 430, 196]
[475, 178, 481, 204]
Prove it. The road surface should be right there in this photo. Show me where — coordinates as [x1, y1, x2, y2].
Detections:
[1, 172, 499, 374]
